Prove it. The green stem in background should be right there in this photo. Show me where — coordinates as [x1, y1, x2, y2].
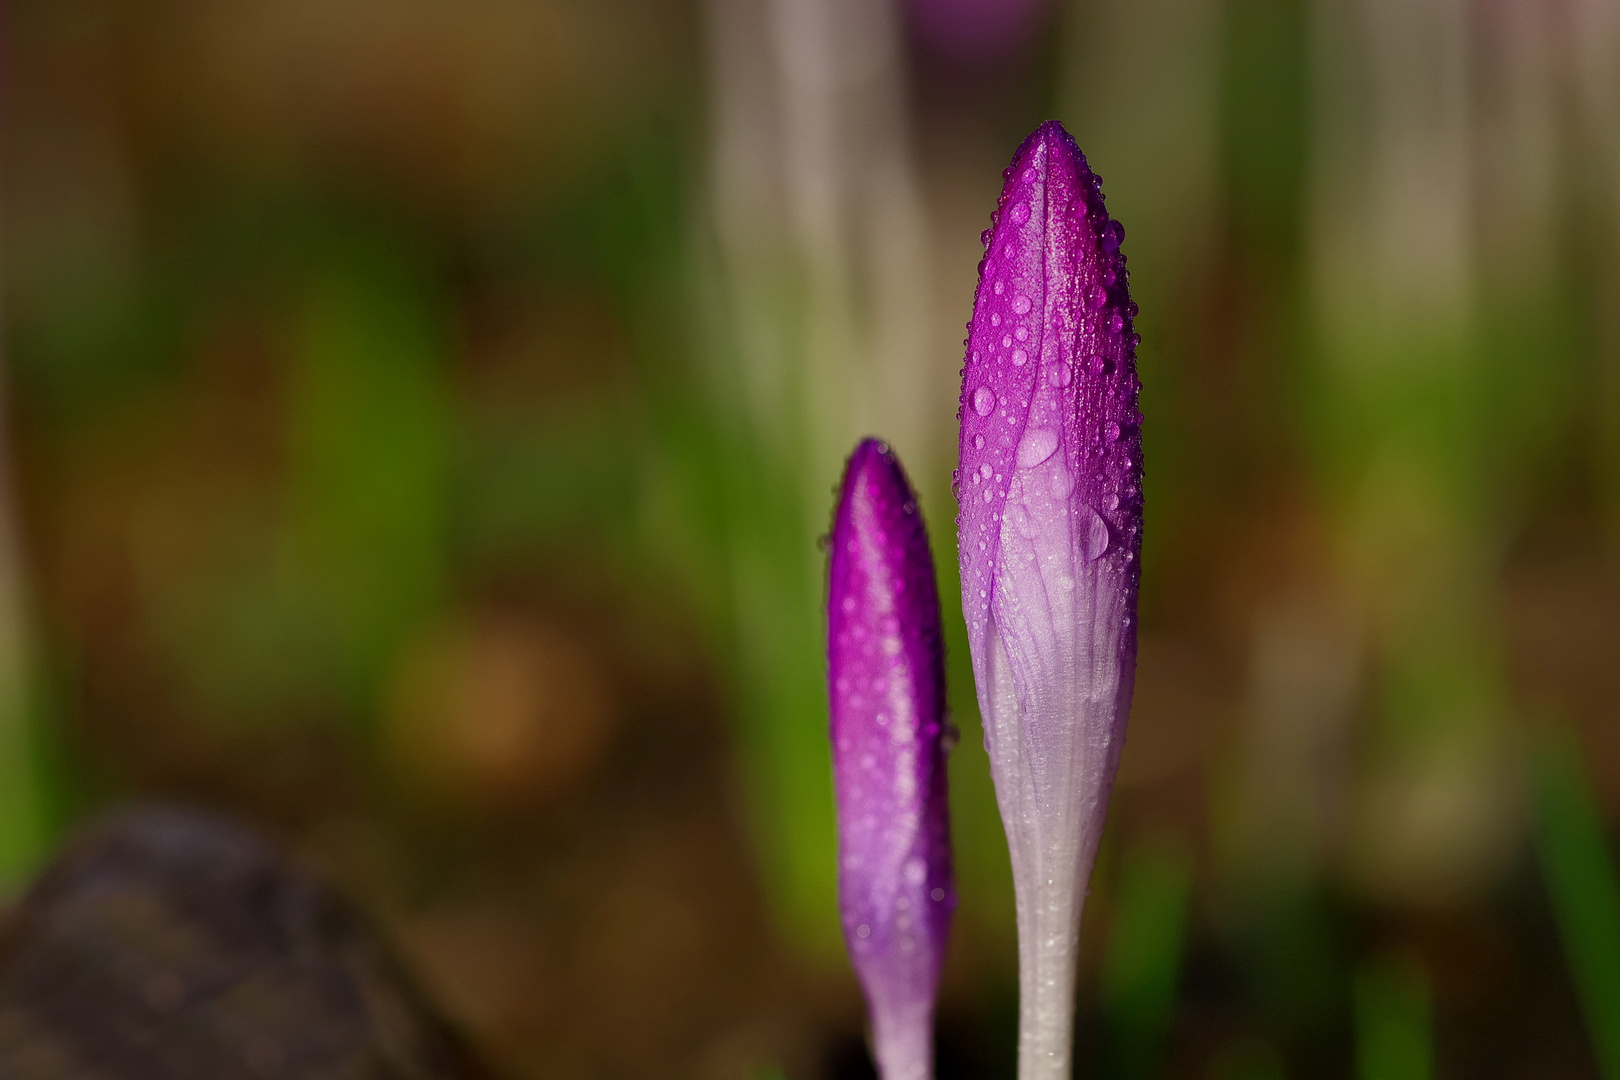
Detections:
[1354, 955, 1433, 1080]
[1532, 729, 1620, 1080]
[0, 359, 51, 896]
[1100, 836, 1194, 1080]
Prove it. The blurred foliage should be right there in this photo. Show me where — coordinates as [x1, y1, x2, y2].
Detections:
[1535, 728, 1620, 1080]
[1, 0, 1619, 1076]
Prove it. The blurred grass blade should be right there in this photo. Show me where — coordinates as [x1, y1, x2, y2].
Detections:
[1101, 835, 1194, 1078]
[0, 355, 50, 894]
[1354, 955, 1432, 1080]
[284, 234, 450, 718]
[0, 638, 46, 895]
[1532, 729, 1620, 1079]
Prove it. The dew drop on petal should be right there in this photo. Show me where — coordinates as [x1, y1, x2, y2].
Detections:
[1106, 421, 1122, 442]
[1049, 363, 1073, 387]
[1012, 295, 1032, 315]
[1087, 284, 1107, 309]
[1012, 349, 1028, 367]
[1015, 428, 1058, 469]
[994, 280, 1005, 296]
[973, 387, 996, 415]
[1081, 506, 1110, 561]
[979, 463, 992, 479]
[974, 435, 985, 449]
[1009, 202, 1030, 225]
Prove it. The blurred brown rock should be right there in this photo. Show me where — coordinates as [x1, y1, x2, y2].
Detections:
[0, 805, 491, 1080]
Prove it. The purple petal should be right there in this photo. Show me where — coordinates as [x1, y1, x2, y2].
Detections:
[954, 120, 1141, 1078]
[829, 439, 955, 1080]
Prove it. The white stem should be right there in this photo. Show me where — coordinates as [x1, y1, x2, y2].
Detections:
[870, 996, 935, 1080]
[981, 563, 1124, 1080]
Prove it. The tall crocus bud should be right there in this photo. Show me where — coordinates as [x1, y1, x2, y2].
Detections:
[829, 439, 956, 1080]
[955, 121, 1142, 1079]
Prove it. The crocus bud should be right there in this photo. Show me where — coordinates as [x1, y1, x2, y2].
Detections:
[828, 439, 956, 1080]
[955, 121, 1142, 1079]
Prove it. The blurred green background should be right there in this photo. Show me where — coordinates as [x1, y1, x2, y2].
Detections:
[2, 0, 1619, 1077]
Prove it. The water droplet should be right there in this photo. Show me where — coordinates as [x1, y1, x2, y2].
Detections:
[980, 228, 993, 246]
[1106, 421, 1121, 442]
[1049, 363, 1073, 387]
[1003, 243, 1014, 257]
[972, 387, 995, 415]
[974, 435, 985, 449]
[1103, 219, 1125, 250]
[1012, 349, 1028, 367]
[1089, 354, 1107, 374]
[1012, 295, 1032, 315]
[990, 313, 1002, 327]
[1102, 268, 1117, 287]
[931, 888, 946, 902]
[1015, 326, 1029, 341]
[1105, 492, 1120, 511]
[1003, 335, 1013, 347]
[1081, 507, 1110, 561]
[1009, 202, 1030, 225]
[1126, 301, 1139, 318]
[994, 280, 1005, 296]
[979, 463, 992, 479]
[857, 924, 871, 939]
[1016, 429, 1058, 468]
[1022, 168, 1037, 184]
[1108, 313, 1125, 334]
[1086, 284, 1107, 309]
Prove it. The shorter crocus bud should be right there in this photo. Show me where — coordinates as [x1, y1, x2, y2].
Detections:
[828, 439, 957, 1080]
